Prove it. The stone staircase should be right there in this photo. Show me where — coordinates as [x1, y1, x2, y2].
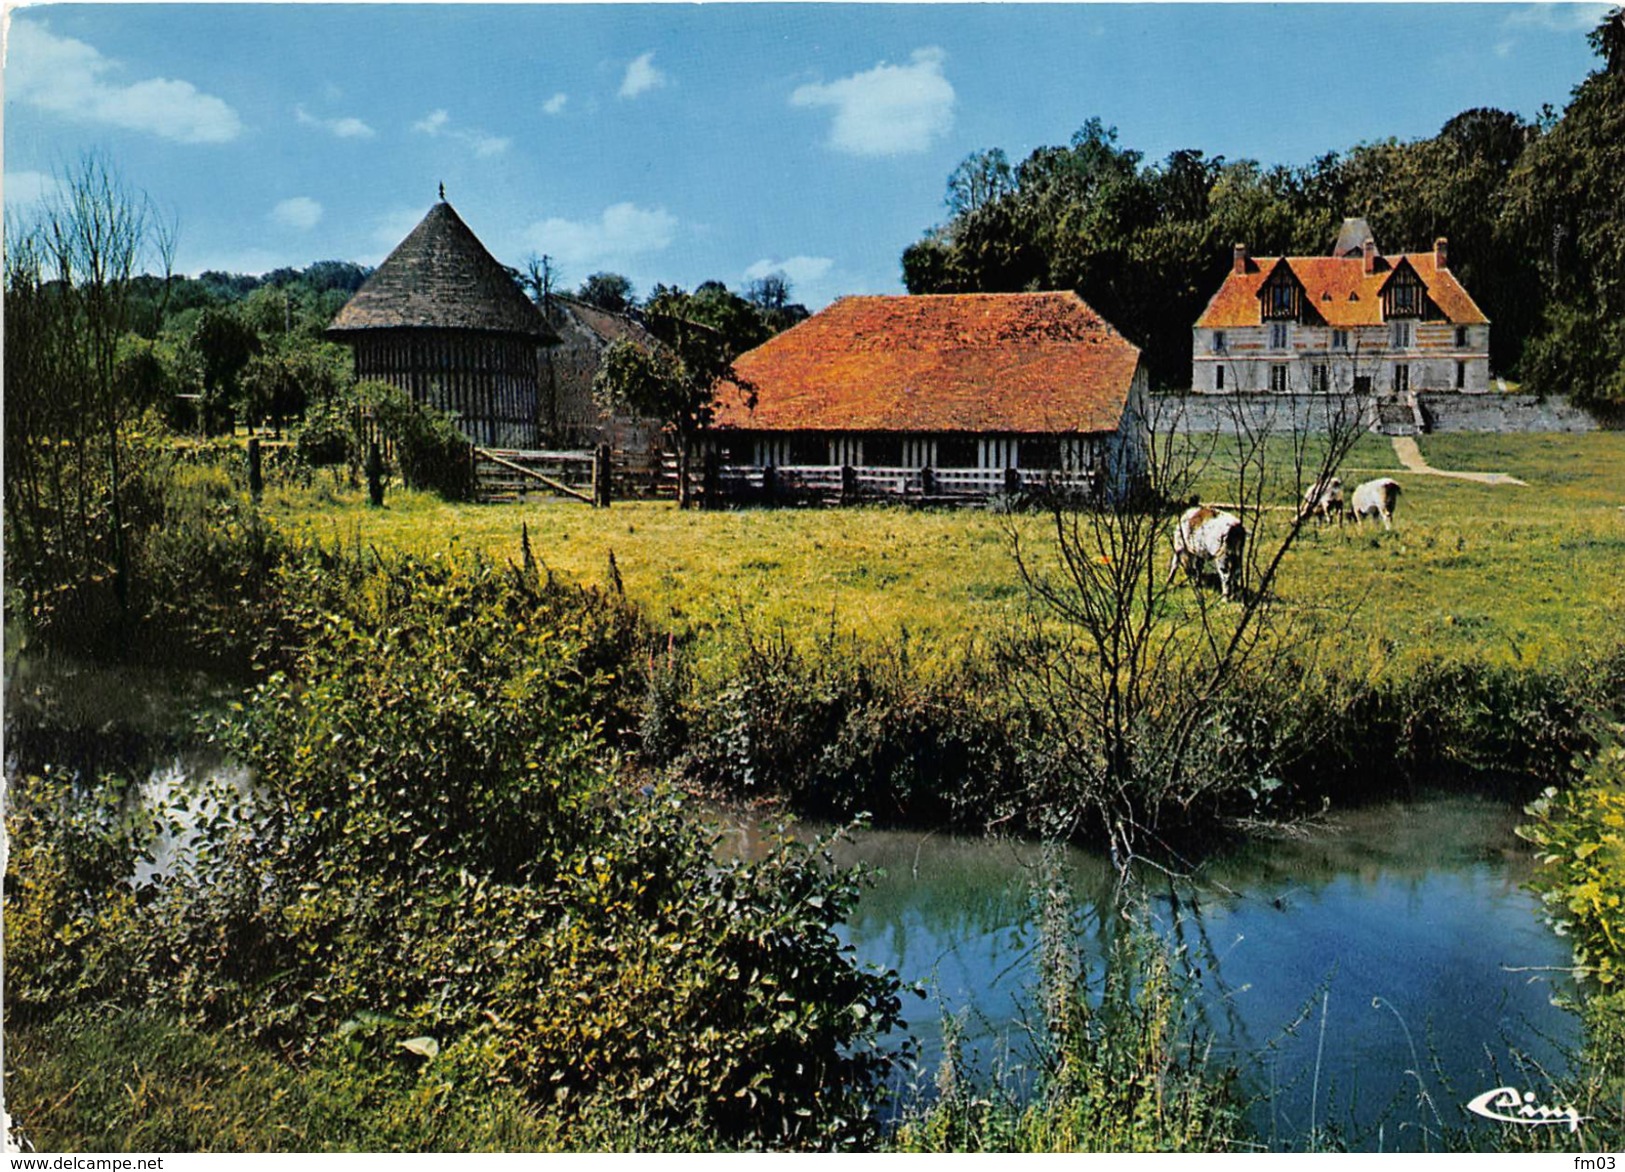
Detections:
[1373, 392, 1429, 436]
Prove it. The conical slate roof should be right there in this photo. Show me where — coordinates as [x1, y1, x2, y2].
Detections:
[1331, 216, 1378, 257]
[327, 201, 556, 339]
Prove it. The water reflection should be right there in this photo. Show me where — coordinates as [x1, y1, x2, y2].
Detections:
[724, 795, 1580, 1151]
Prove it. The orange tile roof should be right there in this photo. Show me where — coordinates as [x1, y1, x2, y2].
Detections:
[1195, 253, 1489, 329]
[713, 292, 1141, 435]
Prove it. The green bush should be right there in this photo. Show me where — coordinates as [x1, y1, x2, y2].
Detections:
[115, 548, 912, 1149]
[2, 770, 154, 1028]
[1519, 719, 1625, 988]
[357, 380, 475, 501]
[682, 624, 1015, 828]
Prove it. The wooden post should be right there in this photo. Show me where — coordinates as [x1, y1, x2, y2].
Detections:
[921, 465, 936, 497]
[762, 464, 776, 505]
[247, 437, 263, 502]
[1004, 466, 1021, 496]
[841, 464, 857, 504]
[593, 443, 613, 508]
[702, 448, 720, 510]
[367, 441, 385, 507]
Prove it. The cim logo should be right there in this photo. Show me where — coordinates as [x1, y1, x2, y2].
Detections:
[1465, 1086, 1585, 1133]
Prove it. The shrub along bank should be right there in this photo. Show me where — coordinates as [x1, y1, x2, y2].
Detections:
[648, 621, 1625, 849]
[5, 545, 911, 1151]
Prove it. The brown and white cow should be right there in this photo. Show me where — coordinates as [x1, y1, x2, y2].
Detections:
[1299, 476, 1345, 525]
[1168, 506, 1247, 600]
[1349, 477, 1402, 530]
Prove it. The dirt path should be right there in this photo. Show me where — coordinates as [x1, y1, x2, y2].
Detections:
[1390, 436, 1527, 485]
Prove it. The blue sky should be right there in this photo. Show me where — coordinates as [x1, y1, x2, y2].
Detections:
[3, 3, 1610, 308]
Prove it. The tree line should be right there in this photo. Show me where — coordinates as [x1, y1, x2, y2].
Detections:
[902, 8, 1625, 407]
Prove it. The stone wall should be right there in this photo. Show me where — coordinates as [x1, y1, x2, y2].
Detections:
[1415, 392, 1600, 433]
[1153, 393, 1375, 435]
[1158, 391, 1605, 434]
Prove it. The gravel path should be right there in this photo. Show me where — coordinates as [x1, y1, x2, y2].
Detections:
[1390, 435, 1527, 485]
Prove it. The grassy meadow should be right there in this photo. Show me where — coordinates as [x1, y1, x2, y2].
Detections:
[265, 431, 1625, 679]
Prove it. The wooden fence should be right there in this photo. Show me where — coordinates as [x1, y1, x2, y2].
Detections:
[711, 463, 1103, 507]
[469, 448, 1104, 509]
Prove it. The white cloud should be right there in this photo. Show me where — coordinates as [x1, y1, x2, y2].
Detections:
[6, 19, 241, 144]
[296, 104, 375, 139]
[413, 109, 451, 135]
[271, 196, 323, 231]
[543, 92, 569, 116]
[790, 47, 955, 157]
[744, 255, 834, 288]
[619, 51, 668, 99]
[523, 202, 677, 273]
[4, 170, 63, 208]
[411, 108, 510, 156]
[1503, 3, 1612, 31]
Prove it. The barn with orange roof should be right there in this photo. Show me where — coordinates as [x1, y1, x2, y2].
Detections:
[1193, 217, 1490, 397]
[709, 291, 1149, 500]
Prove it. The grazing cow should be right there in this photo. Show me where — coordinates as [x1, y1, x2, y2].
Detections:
[1168, 506, 1247, 600]
[1299, 476, 1345, 525]
[1349, 477, 1403, 530]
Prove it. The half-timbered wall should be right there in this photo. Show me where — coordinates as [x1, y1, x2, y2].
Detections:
[351, 329, 542, 447]
[1191, 321, 1490, 394]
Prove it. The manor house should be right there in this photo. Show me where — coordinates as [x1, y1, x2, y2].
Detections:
[1192, 218, 1490, 397]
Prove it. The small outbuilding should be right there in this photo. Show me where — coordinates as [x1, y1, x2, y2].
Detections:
[709, 291, 1148, 499]
[326, 196, 557, 447]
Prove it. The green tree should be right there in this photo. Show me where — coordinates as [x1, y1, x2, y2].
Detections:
[3, 153, 174, 639]
[593, 287, 752, 508]
[1506, 10, 1625, 405]
[945, 147, 1015, 216]
[190, 307, 261, 433]
[577, 271, 635, 313]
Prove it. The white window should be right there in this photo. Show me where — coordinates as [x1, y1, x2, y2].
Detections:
[1270, 322, 1290, 349]
[1393, 363, 1410, 393]
[1332, 329, 1349, 350]
[1310, 364, 1329, 393]
[1270, 364, 1289, 392]
[1391, 321, 1412, 348]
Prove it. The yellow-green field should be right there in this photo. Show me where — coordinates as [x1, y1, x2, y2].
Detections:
[267, 431, 1625, 675]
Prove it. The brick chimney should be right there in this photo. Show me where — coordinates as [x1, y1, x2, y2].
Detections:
[1434, 237, 1449, 270]
[1362, 237, 1378, 275]
[1233, 243, 1248, 275]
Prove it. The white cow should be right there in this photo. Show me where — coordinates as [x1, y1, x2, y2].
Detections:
[1349, 477, 1403, 530]
[1299, 476, 1345, 525]
[1168, 505, 1247, 601]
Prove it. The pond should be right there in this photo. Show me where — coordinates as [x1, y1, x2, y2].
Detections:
[718, 796, 1580, 1151]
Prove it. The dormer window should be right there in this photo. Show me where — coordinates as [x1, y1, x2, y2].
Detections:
[1260, 264, 1301, 320]
[1211, 330, 1226, 352]
[1383, 262, 1425, 319]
